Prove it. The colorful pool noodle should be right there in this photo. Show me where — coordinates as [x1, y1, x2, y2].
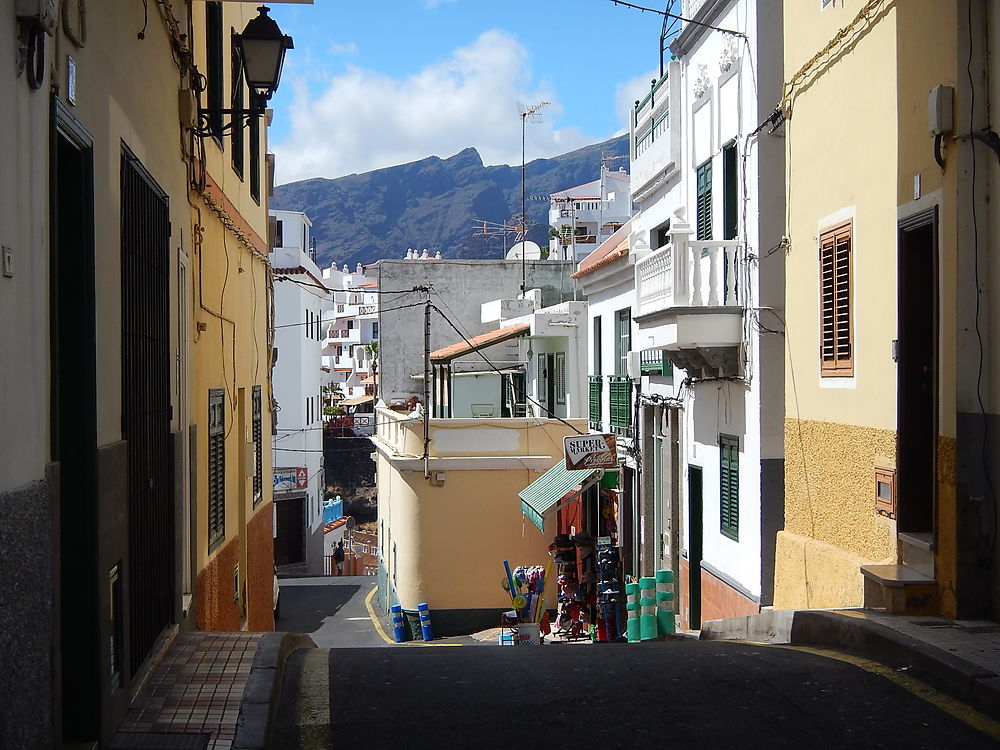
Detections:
[503, 560, 521, 612]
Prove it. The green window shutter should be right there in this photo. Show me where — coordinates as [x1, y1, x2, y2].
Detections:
[208, 389, 226, 550]
[696, 160, 712, 241]
[720, 434, 739, 541]
[609, 376, 632, 435]
[589, 376, 603, 430]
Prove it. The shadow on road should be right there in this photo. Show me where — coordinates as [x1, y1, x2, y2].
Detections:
[276, 577, 362, 635]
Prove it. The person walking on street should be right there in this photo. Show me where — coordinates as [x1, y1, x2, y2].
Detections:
[334, 540, 345, 575]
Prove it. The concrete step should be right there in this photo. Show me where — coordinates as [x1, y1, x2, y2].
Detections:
[861, 564, 938, 615]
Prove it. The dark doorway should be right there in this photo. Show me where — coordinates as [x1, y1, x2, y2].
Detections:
[275, 497, 305, 566]
[687, 465, 703, 629]
[896, 208, 937, 535]
[52, 98, 99, 743]
[121, 145, 175, 677]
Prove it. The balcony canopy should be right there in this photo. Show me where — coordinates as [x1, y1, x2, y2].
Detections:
[341, 394, 374, 406]
[430, 323, 529, 364]
[518, 461, 602, 532]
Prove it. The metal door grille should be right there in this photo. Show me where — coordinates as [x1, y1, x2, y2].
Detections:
[208, 389, 226, 548]
[121, 147, 175, 676]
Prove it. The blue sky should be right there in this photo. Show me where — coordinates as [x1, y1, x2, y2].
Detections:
[265, 0, 670, 184]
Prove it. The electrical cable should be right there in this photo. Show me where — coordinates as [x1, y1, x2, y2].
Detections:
[609, 0, 747, 38]
[965, 0, 997, 553]
[428, 303, 585, 435]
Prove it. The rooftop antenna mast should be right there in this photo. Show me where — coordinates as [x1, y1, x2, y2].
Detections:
[518, 99, 549, 297]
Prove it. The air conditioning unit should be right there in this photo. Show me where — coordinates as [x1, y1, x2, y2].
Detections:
[626, 352, 642, 380]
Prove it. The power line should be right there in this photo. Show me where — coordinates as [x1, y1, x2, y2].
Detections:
[608, 0, 746, 38]
[428, 301, 584, 435]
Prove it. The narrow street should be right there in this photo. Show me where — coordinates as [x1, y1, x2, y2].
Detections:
[270, 578, 1000, 750]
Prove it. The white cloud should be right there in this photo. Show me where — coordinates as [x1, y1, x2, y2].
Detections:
[272, 30, 593, 184]
[328, 41, 358, 56]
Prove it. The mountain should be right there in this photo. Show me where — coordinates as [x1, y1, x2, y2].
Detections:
[271, 134, 630, 269]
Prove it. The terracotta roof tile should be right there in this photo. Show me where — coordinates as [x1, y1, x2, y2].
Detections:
[571, 220, 632, 279]
[430, 323, 530, 363]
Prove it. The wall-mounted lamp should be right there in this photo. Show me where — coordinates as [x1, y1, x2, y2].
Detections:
[193, 5, 293, 138]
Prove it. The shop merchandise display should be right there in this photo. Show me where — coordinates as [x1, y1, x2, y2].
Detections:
[596, 540, 624, 642]
[499, 560, 550, 644]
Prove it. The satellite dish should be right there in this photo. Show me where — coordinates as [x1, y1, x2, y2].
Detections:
[506, 241, 541, 260]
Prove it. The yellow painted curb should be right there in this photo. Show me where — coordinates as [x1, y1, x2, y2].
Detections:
[777, 644, 1000, 742]
[364, 585, 395, 645]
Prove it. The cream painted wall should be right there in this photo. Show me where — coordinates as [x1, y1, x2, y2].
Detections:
[783, 0, 899, 431]
[376, 413, 586, 611]
[0, 6, 51, 490]
[186, 3, 275, 577]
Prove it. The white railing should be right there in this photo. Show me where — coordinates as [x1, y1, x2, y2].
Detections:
[635, 208, 742, 316]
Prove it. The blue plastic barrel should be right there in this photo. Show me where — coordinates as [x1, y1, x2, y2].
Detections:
[417, 602, 434, 641]
[390, 604, 406, 643]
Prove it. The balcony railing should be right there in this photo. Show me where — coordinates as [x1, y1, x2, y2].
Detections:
[588, 376, 603, 431]
[635, 209, 742, 317]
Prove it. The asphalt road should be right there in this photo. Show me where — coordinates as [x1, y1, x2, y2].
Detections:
[275, 574, 388, 648]
[272, 577, 1000, 750]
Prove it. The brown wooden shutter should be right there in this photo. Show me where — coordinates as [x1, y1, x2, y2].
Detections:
[819, 222, 853, 376]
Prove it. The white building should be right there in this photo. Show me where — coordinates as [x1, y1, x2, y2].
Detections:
[620, 0, 785, 629]
[270, 209, 328, 574]
[320, 262, 380, 435]
[549, 167, 632, 262]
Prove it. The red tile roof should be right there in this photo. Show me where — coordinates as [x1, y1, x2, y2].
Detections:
[272, 266, 331, 293]
[430, 323, 530, 363]
[571, 221, 631, 279]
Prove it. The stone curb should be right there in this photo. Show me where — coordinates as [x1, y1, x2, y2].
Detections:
[789, 611, 1000, 708]
[701, 609, 1000, 709]
[233, 631, 317, 750]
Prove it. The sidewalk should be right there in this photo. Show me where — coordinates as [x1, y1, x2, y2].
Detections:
[701, 608, 1000, 707]
[110, 632, 262, 750]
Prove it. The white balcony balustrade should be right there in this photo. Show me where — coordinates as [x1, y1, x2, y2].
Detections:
[635, 207, 742, 316]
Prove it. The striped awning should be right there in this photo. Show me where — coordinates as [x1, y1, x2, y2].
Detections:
[518, 461, 601, 532]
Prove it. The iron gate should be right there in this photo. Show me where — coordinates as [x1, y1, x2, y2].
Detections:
[121, 146, 175, 675]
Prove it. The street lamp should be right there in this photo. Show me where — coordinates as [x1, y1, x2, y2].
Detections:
[194, 5, 293, 137]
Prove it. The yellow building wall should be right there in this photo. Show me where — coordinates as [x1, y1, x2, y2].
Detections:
[778, 0, 899, 608]
[377, 417, 586, 614]
[188, 2, 275, 631]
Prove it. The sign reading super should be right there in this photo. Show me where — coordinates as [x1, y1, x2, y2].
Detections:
[563, 434, 618, 471]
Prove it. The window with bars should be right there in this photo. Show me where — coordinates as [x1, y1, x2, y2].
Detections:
[588, 376, 603, 431]
[615, 308, 631, 375]
[555, 352, 566, 406]
[609, 375, 632, 435]
[720, 434, 739, 541]
[231, 33, 244, 178]
[208, 389, 226, 550]
[252, 385, 263, 507]
[819, 221, 853, 377]
[696, 159, 713, 241]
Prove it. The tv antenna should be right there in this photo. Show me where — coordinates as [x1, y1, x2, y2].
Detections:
[517, 100, 549, 296]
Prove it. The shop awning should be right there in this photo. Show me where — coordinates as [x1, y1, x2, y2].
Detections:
[518, 461, 602, 532]
[341, 394, 374, 406]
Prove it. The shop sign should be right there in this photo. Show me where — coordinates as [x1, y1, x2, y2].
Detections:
[274, 466, 308, 492]
[563, 433, 617, 471]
